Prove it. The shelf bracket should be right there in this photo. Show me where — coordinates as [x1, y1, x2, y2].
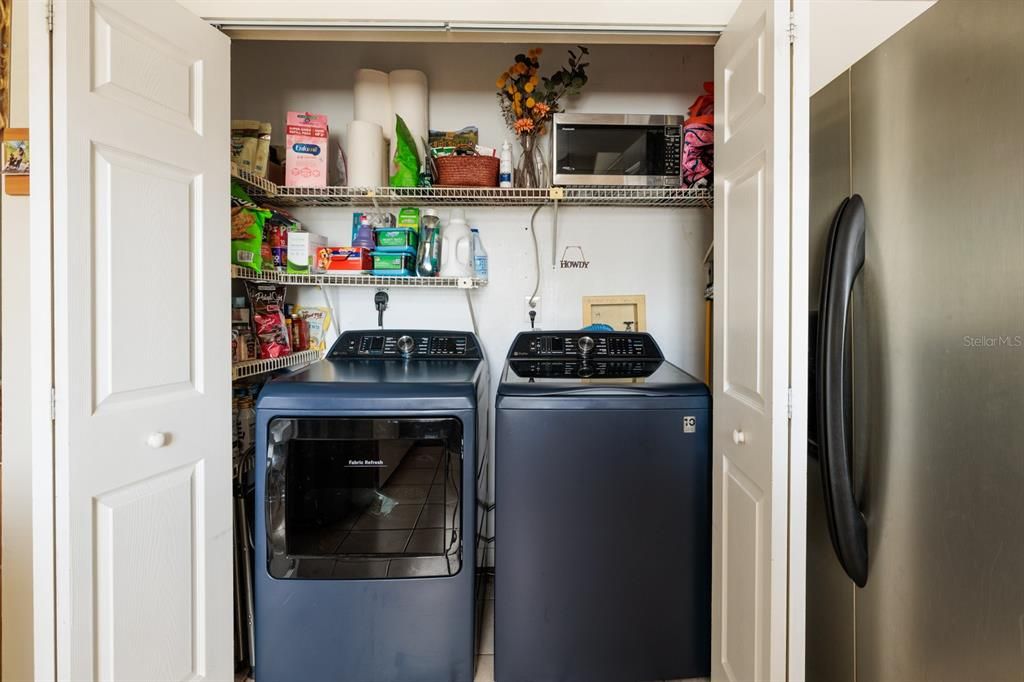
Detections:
[551, 198, 560, 269]
[319, 285, 341, 338]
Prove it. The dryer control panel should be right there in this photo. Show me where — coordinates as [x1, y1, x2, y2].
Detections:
[507, 331, 663, 360]
[328, 330, 482, 359]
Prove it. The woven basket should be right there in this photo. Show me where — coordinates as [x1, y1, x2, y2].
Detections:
[435, 155, 500, 187]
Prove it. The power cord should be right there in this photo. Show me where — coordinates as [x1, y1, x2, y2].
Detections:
[374, 290, 389, 328]
[527, 205, 545, 315]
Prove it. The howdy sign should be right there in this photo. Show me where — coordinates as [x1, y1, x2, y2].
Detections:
[559, 245, 591, 269]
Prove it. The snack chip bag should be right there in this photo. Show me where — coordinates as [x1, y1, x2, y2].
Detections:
[245, 281, 291, 358]
[292, 306, 332, 351]
[230, 182, 271, 272]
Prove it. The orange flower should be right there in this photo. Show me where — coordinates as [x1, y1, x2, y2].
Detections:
[496, 76, 506, 88]
[533, 102, 551, 117]
[524, 82, 535, 93]
[513, 102, 522, 116]
[534, 47, 543, 55]
[514, 118, 535, 134]
[506, 84, 516, 95]
[525, 97, 536, 108]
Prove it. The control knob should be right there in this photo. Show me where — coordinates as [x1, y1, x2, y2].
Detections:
[397, 335, 416, 358]
[577, 336, 595, 356]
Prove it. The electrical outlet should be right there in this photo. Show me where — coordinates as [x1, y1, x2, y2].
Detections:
[524, 295, 542, 329]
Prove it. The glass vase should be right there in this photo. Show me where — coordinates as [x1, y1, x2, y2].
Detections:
[515, 134, 549, 189]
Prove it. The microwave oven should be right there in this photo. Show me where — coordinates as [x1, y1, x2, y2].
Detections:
[552, 113, 685, 187]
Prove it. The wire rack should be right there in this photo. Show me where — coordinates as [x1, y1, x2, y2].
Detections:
[231, 166, 712, 209]
[231, 264, 485, 289]
[232, 348, 323, 381]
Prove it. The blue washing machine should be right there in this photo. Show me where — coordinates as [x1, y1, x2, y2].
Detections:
[254, 329, 489, 682]
[495, 331, 711, 682]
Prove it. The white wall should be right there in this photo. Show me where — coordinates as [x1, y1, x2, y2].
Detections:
[232, 40, 714, 558]
[2, 1, 34, 679]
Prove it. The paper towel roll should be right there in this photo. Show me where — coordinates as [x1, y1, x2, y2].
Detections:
[389, 69, 429, 163]
[353, 69, 393, 141]
[346, 120, 386, 187]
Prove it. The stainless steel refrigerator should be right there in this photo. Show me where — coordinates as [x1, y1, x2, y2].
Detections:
[807, 1, 1024, 680]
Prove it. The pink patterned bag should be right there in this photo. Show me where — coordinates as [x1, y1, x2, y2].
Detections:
[681, 82, 714, 189]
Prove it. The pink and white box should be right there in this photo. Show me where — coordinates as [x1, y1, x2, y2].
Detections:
[285, 111, 329, 187]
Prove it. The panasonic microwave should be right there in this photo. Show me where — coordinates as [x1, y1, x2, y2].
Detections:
[551, 113, 685, 187]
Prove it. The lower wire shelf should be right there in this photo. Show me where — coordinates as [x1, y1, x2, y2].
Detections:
[232, 349, 324, 381]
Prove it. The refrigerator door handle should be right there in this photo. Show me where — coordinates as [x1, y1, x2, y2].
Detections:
[816, 194, 869, 587]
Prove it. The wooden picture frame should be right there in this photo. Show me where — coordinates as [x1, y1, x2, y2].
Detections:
[582, 295, 647, 332]
[3, 126, 28, 195]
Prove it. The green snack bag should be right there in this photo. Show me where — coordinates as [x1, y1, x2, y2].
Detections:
[230, 184, 271, 271]
[389, 114, 421, 188]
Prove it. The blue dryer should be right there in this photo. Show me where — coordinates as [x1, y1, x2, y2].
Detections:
[254, 329, 488, 682]
[495, 331, 711, 682]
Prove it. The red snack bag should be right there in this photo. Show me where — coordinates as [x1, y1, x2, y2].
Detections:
[245, 281, 291, 359]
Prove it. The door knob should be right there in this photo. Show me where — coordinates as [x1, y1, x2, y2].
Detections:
[147, 432, 169, 449]
[732, 429, 746, 445]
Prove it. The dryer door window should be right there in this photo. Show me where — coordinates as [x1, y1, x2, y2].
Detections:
[266, 417, 464, 579]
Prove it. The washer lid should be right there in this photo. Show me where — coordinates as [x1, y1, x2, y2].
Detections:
[256, 355, 487, 412]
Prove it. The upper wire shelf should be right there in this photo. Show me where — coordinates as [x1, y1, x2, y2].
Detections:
[231, 264, 485, 289]
[231, 166, 712, 209]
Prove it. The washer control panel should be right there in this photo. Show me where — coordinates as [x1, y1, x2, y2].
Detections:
[329, 330, 480, 359]
[508, 331, 661, 360]
[508, 360, 661, 379]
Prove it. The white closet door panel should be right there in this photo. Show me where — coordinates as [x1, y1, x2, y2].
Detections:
[51, 1, 231, 679]
[713, 1, 802, 680]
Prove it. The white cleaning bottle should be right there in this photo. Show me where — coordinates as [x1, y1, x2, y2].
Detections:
[499, 140, 513, 188]
[440, 208, 474, 278]
[471, 228, 488, 281]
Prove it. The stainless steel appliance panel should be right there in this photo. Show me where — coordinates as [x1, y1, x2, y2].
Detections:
[806, 69, 856, 682]
[850, 2, 1024, 678]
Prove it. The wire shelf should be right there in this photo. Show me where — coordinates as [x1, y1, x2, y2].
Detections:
[232, 349, 323, 381]
[231, 166, 712, 209]
[231, 264, 486, 289]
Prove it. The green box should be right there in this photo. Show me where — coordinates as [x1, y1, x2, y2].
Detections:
[374, 228, 418, 249]
[397, 207, 421, 232]
[372, 252, 413, 270]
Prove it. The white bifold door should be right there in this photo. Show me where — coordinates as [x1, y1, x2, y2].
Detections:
[50, 1, 232, 679]
[713, 1, 807, 681]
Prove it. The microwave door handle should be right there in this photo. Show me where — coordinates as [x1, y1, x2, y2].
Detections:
[816, 194, 869, 587]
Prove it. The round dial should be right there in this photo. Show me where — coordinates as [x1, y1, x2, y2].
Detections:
[577, 362, 596, 379]
[577, 336, 595, 355]
[397, 335, 416, 357]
